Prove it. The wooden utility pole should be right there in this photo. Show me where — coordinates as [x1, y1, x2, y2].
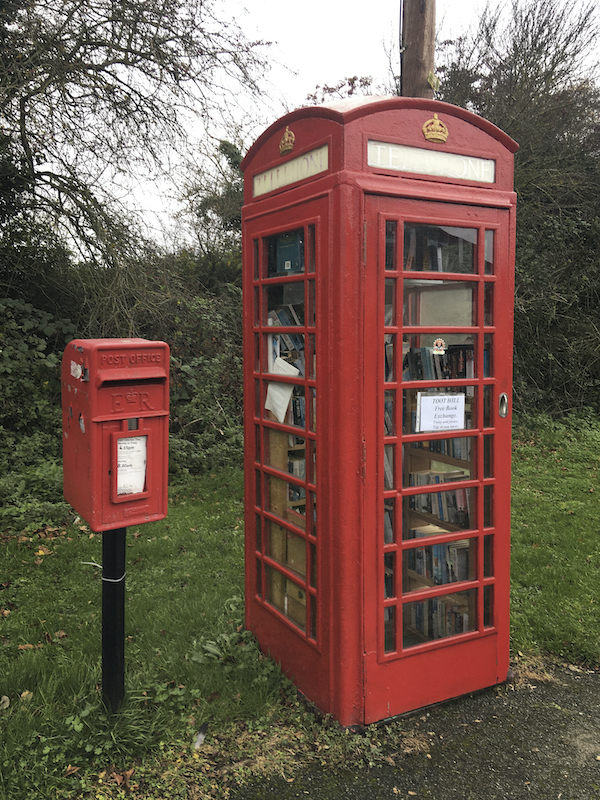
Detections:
[401, 0, 436, 98]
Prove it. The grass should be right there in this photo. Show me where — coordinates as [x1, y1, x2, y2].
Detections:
[511, 411, 600, 665]
[1, 413, 600, 797]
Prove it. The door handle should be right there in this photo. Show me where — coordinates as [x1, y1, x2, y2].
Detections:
[498, 392, 509, 418]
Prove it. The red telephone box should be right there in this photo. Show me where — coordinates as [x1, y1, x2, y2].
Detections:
[241, 97, 517, 726]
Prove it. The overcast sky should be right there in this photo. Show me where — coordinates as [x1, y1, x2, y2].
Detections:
[236, 0, 486, 114]
[143, 1, 486, 236]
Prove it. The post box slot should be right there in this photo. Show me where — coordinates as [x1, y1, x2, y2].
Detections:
[99, 377, 166, 388]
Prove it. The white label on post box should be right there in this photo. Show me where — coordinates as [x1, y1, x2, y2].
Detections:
[117, 435, 147, 495]
[70, 360, 83, 379]
[417, 393, 465, 432]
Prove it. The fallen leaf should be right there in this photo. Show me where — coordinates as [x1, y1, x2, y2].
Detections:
[122, 768, 135, 790]
[0, 696, 9, 710]
[35, 546, 52, 556]
[65, 765, 80, 777]
[194, 722, 209, 749]
[18, 644, 35, 650]
[34, 559, 43, 566]
[20, 690, 33, 701]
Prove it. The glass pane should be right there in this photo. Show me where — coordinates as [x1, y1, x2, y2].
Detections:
[267, 521, 306, 578]
[384, 498, 395, 543]
[308, 333, 316, 379]
[310, 543, 317, 588]
[256, 558, 262, 597]
[484, 334, 492, 377]
[484, 585, 493, 626]
[484, 485, 493, 528]
[385, 278, 396, 323]
[384, 444, 395, 489]
[403, 589, 476, 647]
[255, 514, 262, 552]
[403, 538, 475, 593]
[266, 566, 306, 631]
[403, 486, 473, 533]
[266, 285, 305, 326]
[403, 388, 475, 433]
[484, 386, 493, 428]
[402, 334, 476, 381]
[384, 606, 396, 652]
[307, 439, 316, 485]
[307, 224, 316, 273]
[484, 535, 493, 577]
[484, 230, 494, 275]
[384, 552, 396, 598]
[265, 332, 306, 376]
[310, 597, 317, 639]
[404, 280, 476, 327]
[385, 220, 397, 270]
[404, 225, 476, 273]
[254, 287, 260, 326]
[403, 442, 473, 487]
[483, 435, 493, 478]
[254, 333, 260, 371]
[289, 386, 306, 429]
[484, 283, 493, 326]
[384, 390, 396, 435]
[253, 238, 259, 280]
[307, 280, 316, 326]
[385, 334, 395, 381]
[255, 469, 262, 508]
[267, 229, 304, 275]
[267, 474, 307, 528]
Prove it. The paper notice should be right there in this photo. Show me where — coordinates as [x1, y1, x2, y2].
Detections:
[265, 357, 300, 423]
[117, 435, 147, 495]
[417, 393, 465, 432]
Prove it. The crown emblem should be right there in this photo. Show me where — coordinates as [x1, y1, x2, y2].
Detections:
[279, 126, 295, 156]
[422, 113, 449, 144]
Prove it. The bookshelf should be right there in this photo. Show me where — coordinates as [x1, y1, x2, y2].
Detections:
[382, 220, 497, 655]
[257, 226, 317, 637]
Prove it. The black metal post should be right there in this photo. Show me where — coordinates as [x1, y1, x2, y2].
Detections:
[102, 527, 126, 712]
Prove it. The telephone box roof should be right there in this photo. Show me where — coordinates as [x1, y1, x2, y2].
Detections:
[241, 96, 518, 172]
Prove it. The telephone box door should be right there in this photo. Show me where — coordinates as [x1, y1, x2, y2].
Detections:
[363, 195, 514, 722]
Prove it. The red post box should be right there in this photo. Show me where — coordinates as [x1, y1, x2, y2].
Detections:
[241, 97, 518, 726]
[61, 338, 169, 532]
